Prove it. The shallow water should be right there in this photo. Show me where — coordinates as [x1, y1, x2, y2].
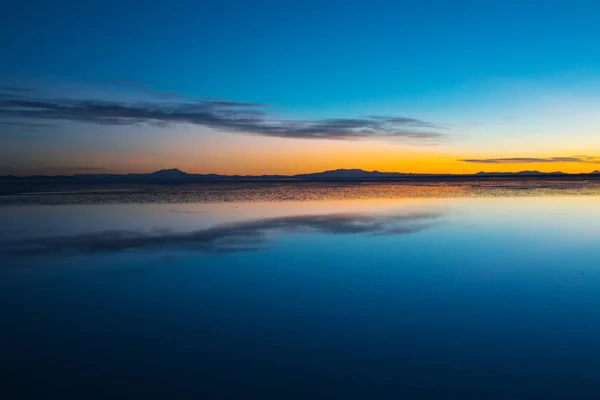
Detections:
[2, 190, 600, 398]
[3, 179, 600, 205]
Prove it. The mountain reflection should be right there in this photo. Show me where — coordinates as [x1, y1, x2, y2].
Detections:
[1, 211, 442, 255]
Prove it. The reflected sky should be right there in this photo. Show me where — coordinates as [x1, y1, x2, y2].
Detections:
[2, 196, 600, 398]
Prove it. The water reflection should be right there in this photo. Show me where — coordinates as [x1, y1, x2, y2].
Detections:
[2, 196, 600, 398]
[1, 210, 442, 255]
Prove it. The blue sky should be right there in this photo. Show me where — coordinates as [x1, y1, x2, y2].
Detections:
[2, 0, 600, 174]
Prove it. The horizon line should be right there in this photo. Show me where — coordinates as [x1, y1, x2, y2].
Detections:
[3, 167, 600, 178]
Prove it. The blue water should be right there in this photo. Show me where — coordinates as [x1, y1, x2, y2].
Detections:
[2, 196, 600, 399]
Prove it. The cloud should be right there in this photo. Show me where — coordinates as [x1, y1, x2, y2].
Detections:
[459, 156, 600, 164]
[154, 91, 180, 99]
[43, 167, 108, 174]
[0, 86, 35, 93]
[100, 80, 148, 87]
[0, 211, 442, 256]
[0, 94, 447, 141]
[0, 121, 57, 129]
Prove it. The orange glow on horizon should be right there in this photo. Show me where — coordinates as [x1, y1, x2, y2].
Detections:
[14, 135, 600, 176]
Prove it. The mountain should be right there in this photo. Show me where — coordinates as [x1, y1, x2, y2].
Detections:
[3, 168, 600, 182]
[475, 170, 567, 176]
[295, 169, 414, 178]
[150, 168, 189, 178]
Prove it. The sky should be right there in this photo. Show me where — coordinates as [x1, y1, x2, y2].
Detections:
[2, 0, 600, 175]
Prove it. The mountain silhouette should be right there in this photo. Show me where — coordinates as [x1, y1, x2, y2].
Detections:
[3, 168, 600, 182]
[295, 169, 413, 178]
[150, 168, 189, 178]
[475, 170, 567, 176]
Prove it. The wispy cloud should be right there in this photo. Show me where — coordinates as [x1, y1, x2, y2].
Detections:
[0, 211, 442, 255]
[100, 80, 148, 88]
[0, 86, 35, 93]
[459, 156, 600, 164]
[0, 121, 57, 129]
[154, 91, 180, 99]
[0, 93, 448, 141]
[43, 167, 108, 174]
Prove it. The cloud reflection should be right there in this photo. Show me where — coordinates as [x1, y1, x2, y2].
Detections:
[0, 211, 442, 256]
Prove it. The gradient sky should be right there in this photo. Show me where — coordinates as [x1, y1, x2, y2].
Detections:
[2, 0, 600, 175]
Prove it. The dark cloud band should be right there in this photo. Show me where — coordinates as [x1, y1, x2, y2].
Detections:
[100, 80, 148, 87]
[0, 86, 35, 93]
[0, 92, 447, 141]
[0, 121, 57, 129]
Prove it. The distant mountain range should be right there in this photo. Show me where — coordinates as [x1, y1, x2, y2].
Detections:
[2, 168, 600, 181]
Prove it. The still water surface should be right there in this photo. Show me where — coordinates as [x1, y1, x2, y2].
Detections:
[1, 190, 600, 398]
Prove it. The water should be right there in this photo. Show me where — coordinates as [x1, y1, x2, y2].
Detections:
[2, 187, 600, 399]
